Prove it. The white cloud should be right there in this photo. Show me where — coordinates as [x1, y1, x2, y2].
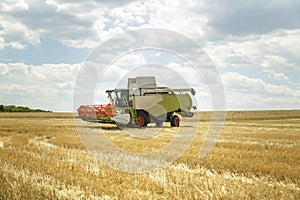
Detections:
[128, 0, 208, 40]
[94, 52, 147, 88]
[0, 15, 40, 49]
[0, 37, 5, 49]
[0, 0, 299, 51]
[0, 0, 29, 12]
[0, 53, 148, 111]
[95, 26, 125, 43]
[70, 0, 207, 45]
[1, 0, 300, 110]
[110, 3, 147, 25]
[222, 72, 300, 98]
[113, 52, 146, 67]
[4, 84, 38, 97]
[0, 63, 9, 75]
[0, 62, 81, 111]
[263, 68, 289, 81]
[40, 0, 145, 48]
[221, 71, 300, 109]
[8, 42, 26, 50]
[204, 29, 300, 88]
[2, 63, 82, 85]
[0, 0, 103, 49]
[203, 0, 300, 36]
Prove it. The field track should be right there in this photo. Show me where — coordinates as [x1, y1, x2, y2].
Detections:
[0, 110, 299, 199]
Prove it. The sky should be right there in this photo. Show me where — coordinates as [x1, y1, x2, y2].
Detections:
[0, 0, 299, 111]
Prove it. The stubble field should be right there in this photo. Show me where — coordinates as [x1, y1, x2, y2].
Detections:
[0, 110, 299, 199]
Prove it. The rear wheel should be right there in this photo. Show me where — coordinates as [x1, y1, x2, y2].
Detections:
[136, 111, 150, 127]
[170, 115, 180, 127]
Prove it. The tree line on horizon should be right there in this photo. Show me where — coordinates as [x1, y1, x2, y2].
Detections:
[0, 104, 52, 112]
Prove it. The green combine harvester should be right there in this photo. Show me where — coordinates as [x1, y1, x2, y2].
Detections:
[78, 76, 196, 127]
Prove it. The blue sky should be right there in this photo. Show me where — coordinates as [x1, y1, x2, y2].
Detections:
[0, 0, 299, 111]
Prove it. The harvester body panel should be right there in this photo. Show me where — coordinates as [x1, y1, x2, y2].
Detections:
[135, 93, 192, 118]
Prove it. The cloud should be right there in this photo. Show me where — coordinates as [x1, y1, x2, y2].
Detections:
[204, 29, 300, 88]
[0, 38, 4, 49]
[2, 0, 299, 50]
[5, 0, 142, 49]
[221, 71, 300, 109]
[0, 62, 81, 111]
[0, 0, 205, 49]
[1, 0, 300, 111]
[206, 30, 299, 66]
[263, 68, 289, 81]
[0, 15, 40, 49]
[0, 0, 29, 12]
[203, 0, 300, 36]
[223, 72, 282, 94]
[0, 63, 9, 75]
[96, 53, 147, 84]
[0, 0, 102, 49]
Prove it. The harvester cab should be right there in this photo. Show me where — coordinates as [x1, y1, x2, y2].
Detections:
[78, 76, 196, 127]
[106, 89, 130, 107]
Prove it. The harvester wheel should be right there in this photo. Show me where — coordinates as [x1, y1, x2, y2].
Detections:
[136, 111, 149, 127]
[171, 115, 180, 127]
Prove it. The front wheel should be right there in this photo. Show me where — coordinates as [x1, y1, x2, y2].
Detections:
[170, 115, 180, 127]
[136, 111, 150, 127]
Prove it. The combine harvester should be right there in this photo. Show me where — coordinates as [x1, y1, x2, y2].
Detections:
[77, 77, 196, 127]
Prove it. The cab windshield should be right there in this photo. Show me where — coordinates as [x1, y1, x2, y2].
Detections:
[110, 89, 129, 107]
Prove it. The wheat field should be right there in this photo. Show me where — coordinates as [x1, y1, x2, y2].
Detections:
[0, 111, 299, 199]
